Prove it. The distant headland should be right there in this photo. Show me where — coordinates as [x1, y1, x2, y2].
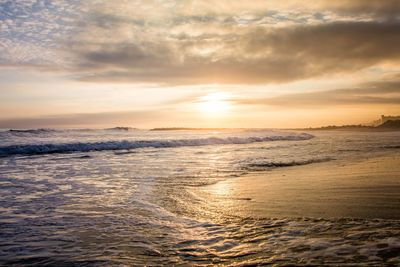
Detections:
[149, 127, 232, 131]
[303, 115, 400, 131]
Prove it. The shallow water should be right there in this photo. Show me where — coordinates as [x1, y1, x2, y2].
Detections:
[0, 129, 399, 265]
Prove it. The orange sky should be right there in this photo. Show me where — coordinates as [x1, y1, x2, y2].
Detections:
[0, 0, 399, 128]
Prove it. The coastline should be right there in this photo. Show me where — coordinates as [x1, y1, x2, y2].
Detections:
[190, 154, 400, 220]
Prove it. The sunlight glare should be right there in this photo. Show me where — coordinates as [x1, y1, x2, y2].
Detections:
[198, 92, 231, 116]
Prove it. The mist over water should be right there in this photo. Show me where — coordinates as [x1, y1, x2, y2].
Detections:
[0, 129, 399, 265]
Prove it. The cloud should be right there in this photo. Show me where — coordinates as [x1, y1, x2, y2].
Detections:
[0, 0, 82, 66]
[1, 1, 400, 85]
[85, 1, 400, 20]
[71, 20, 400, 85]
[237, 79, 400, 107]
[319, 0, 400, 18]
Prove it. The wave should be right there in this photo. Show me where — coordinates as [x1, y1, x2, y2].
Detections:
[380, 145, 400, 150]
[0, 133, 313, 157]
[104, 127, 137, 131]
[242, 157, 333, 171]
[7, 128, 57, 134]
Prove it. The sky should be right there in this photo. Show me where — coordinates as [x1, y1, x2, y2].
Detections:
[0, 0, 400, 128]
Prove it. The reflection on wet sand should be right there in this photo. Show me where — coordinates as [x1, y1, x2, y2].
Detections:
[192, 154, 400, 220]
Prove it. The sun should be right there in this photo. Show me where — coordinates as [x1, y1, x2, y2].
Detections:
[198, 92, 231, 116]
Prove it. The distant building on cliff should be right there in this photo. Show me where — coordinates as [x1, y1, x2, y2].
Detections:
[372, 115, 400, 126]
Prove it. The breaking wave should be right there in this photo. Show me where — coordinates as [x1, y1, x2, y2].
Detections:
[242, 157, 333, 171]
[7, 128, 57, 134]
[104, 127, 137, 131]
[380, 145, 400, 150]
[0, 133, 313, 157]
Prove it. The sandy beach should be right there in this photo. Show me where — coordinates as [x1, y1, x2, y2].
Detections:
[191, 154, 400, 220]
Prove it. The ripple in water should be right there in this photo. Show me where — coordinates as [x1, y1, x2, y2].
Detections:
[0, 129, 399, 265]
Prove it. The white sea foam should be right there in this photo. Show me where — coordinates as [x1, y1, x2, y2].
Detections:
[1, 130, 399, 266]
[0, 133, 314, 156]
[242, 157, 334, 170]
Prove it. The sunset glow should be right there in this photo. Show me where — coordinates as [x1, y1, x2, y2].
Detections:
[1, 2, 400, 266]
[198, 92, 232, 116]
[0, 0, 399, 128]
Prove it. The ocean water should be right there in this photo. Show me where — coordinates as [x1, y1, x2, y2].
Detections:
[0, 128, 399, 266]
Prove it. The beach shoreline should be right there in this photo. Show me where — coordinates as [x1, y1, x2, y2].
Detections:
[191, 154, 400, 220]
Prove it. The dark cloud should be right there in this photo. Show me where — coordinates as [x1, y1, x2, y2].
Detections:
[73, 21, 400, 85]
[324, 0, 400, 18]
[2, 1, 400, 86]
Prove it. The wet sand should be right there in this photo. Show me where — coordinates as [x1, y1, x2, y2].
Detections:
[192, 154, 400, 220]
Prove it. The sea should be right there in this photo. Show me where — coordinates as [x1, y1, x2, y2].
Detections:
[0, 128, 399, 266]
